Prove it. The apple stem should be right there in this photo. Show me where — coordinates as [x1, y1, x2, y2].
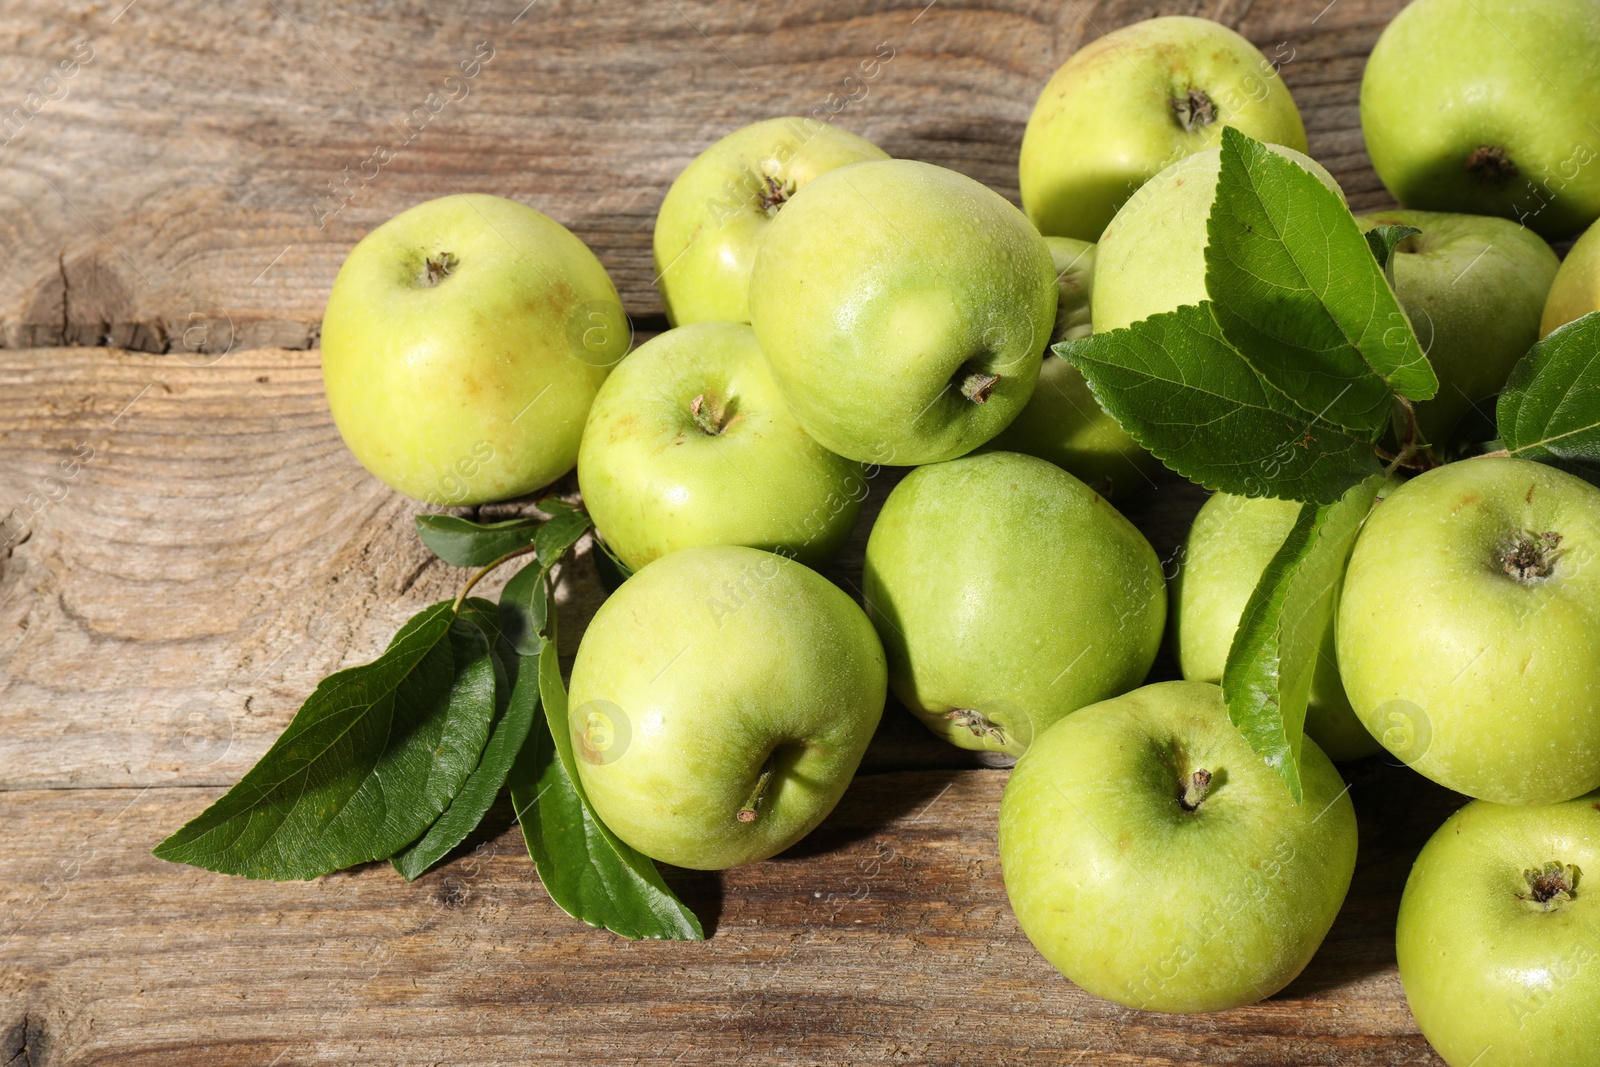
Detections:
[690, 393, 729, 435]
[959, 372, 1000, 404]
[1518, 861, 1580, 910]
[1179, 769, 1212, 812]
[737, 763, 776, 824]
[451, 543, 541, 614]
[945, 708, 1007, 746]
[1381, 397, 1436, 475]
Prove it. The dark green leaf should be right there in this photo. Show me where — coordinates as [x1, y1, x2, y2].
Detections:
[497, 558, 550, 658]
[155, 602, 498, 879]
[1222, 475, 1384, 801]
[1206, 127, 1436, 430]
[1364, 224, 1422, 285]
[508, 639, 703, 940]
[415, 514, 540, 567]
[1056, 303, 1383, 503]
[533, 498, 593, 573]
[391, 599, 535, 882]
[1498, 311, 1600, 468]
[454, 596, 505, 650]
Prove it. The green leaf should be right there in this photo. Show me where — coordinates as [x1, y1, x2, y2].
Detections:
[1363, 224, 1422, 286]
[1056, 303, 1383, 503]
[155, 602, 498, 879]
[1222, 475, 1384, 801]
[496, 499, 590, 657]
[533, 498, 593, 573]
[415, 514, 541, 567]
[509, 638, 703, 940]
[1498, 311, 1600, 469]
[1206, 127, 1437, 430]
[390, 599, 536, 882]
[497, 558, 550, 658]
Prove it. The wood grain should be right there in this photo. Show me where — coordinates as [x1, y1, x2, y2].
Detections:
[0, 345, 1208, 791]
[0, 0, 1467, 1062]
[0, 764, 1457, 1066]
[0, 0, 1406, 353]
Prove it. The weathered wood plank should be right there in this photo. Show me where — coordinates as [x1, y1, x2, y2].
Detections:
[0, 0, 1405, 352]
[0, 346, 1206, 790]
[0, 2, 1456, 1060]
[0, 764, 1453, 1066]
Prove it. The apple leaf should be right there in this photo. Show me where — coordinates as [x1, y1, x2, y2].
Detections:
[532, 497, 594, 569]
[391, 599, 537, 882]
[1222, 475, 1383, 802]
[509, 635, 705, 940]
[493, 507, 701, 939]
[495, 501, 590, 655]
[1205, 127, 1437, 431]
[497, 556, 550, 658]
[1056, 302, 1383, 503]
[1363, 224, 1421, 287]
[1497, 311, 1600, 471]
[415, 514, 542, 567]
[154, 601, 497, 879]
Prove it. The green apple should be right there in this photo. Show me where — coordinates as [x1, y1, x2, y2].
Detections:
[1019, 15, 1306, 242]
[999, 680, 1358, 1013]
[1397, 791, 1600, 1067]
[1093, 144, 1342, 332]
[986, 237, 1161, 495]
[653, 117, 888, 326]
[1360, 0, 1600, 240]
[1353, 210, 1558, 448]
[1338, 457, 1600, 805]
[1542, 215, 1600, 337]
[1174, 491, 1379, 761]
[567, 544, 886, 870]
[321, 193, 628, 505]
[863, 450, 1165, 757]
[749, 158, 1057, 466]
[577, 321, 863, 571]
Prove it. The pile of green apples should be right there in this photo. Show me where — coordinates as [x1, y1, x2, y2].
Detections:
[316, 1, 1600, 1062]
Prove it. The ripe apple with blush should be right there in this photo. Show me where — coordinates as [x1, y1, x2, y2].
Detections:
[321, 193, 629, 505]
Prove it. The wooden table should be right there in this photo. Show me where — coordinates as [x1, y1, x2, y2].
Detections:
[0, 1, 1468, 1062]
